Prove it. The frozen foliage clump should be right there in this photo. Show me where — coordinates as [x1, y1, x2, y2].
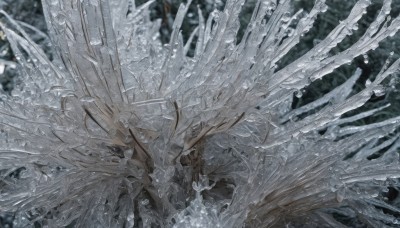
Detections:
[1, 0, 400, 227]
[0, 0, 48, 92]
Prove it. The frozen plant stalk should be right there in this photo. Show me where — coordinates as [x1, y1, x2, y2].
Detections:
[1, 0, 400, 227]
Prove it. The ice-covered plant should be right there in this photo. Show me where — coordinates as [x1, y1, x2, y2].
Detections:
[1, 0, 400, 227]
[0, 0, 47, 93]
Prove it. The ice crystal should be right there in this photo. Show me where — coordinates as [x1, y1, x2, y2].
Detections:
[1, 0, 400, 227]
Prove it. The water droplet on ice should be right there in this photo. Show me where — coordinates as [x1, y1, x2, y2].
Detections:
[294, 90, 303, 98]
[281, 12, 291, 23]
[365, 79, 372, 87]
[363, 54, 369, 64]
[373, 88, 385, 96]
[321, 4, 328, 13]
[55, 14, 66, 25]
[286, 28, 295, 37]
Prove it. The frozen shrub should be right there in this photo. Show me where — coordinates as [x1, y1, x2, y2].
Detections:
[0, 0, 48, 92]
[1, 0, 400, 227]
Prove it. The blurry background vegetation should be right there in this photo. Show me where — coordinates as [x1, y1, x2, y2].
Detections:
[0, 0, 399, 227]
